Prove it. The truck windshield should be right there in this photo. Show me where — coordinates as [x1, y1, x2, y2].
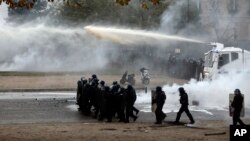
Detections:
[231, 52, 239, 61]
[218, 54, 229, 69]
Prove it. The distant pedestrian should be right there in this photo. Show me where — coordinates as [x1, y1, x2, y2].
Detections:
[154, 86, 166, 124]
[174, 87, 195, 124]
[231, 89, 245, 125]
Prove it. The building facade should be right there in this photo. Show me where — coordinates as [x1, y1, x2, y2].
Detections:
[190, 0, 250, 48]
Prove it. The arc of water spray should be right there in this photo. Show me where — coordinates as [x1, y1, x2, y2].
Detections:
[84, 25, 204, 44]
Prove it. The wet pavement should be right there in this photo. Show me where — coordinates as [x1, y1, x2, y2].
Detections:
[0, 92, 249, 124]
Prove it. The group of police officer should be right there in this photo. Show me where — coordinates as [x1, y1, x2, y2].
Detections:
[76, 74, 245, 125]
[154, 86, 195, 124]
[76, 74, 139, 123]
[167, 55, 204, 80]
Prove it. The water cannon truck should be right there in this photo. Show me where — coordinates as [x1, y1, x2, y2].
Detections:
[203, 42, 250, 79]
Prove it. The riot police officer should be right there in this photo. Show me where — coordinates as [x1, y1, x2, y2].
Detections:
[174, 87, 195, 124]
[231, 89, 245, 125]
[155, 86, 166, 124]
[125, 85, 138, 123]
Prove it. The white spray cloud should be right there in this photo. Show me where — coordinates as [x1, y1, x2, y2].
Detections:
[0, 3, 8, 24]
[162, 73, 247, 108]
[136, 71, 250, 114]
[0, 23, 115, 71]
[150, 0, 250, 113]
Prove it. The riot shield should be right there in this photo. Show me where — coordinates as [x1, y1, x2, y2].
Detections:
[151, 90, 157, 112]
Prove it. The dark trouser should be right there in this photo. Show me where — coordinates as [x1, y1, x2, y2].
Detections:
[133, 106, 139, 114]
[79, 95, 91, 116]
[94, 104, 100, 118]
[155, 103, 166, 123]
[106, 104, 114, 122]
[233, 110, 245, 125]
[117, 104, 125, 122]
[175, 105, 194, 123]
[98, 101, 106, 121]
[126, 104, 137, 122]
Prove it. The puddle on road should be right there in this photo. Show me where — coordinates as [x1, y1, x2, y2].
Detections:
[66, 104, 79, 111]
[0, 91, 228, 116]
[0, 92, 75, 100]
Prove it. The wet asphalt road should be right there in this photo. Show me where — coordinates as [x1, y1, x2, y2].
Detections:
[0, 92, 90, 124]
[0, 92, 249, 124]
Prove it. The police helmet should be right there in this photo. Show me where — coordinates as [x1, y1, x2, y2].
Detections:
[178, 87, 185, 94]
[127, 84, 133, 90]
[113, 81, 118, 85]
[156, 86, 162, 92]
[92, 74, 97, 79]
[100, 80, 105, 85]
[234, 89, 241, 95]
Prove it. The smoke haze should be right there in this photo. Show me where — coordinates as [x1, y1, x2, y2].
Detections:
[0, 23, 115, 71]
[136, 71, 250, 115]
[0, 1, 204, 72]
[1, 0, 249, 73]
[1, 0, 250, 118]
